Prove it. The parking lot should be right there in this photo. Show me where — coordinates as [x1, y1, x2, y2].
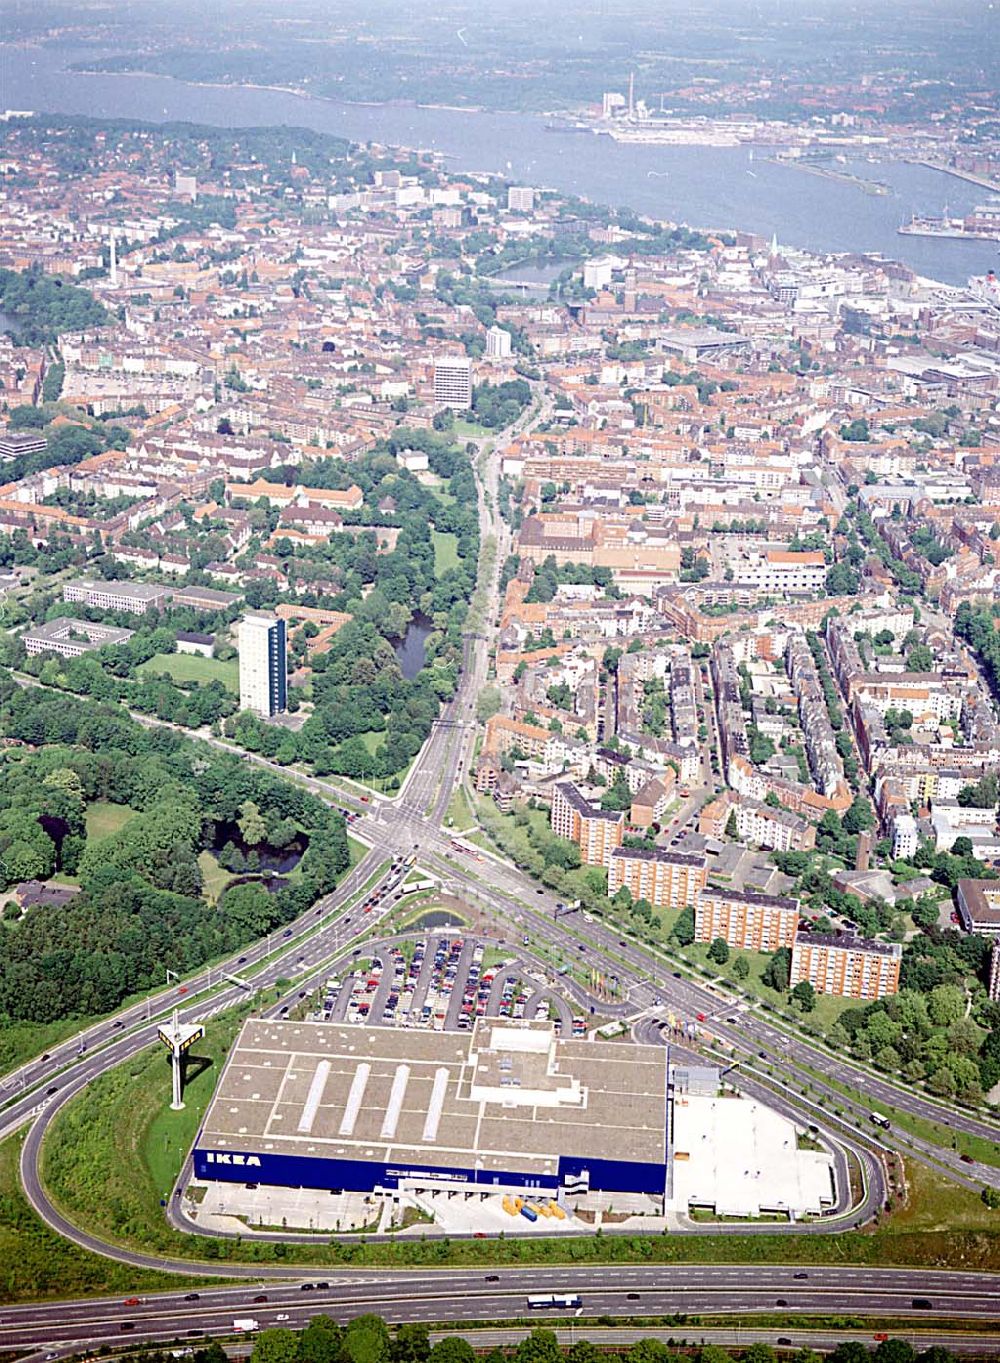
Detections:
[310, 935, 586, 1037]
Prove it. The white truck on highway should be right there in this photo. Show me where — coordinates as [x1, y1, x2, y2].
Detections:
[233, 1319, 260, 1333]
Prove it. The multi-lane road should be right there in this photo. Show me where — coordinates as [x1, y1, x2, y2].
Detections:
[4, 405, 1000, 1353]
[5, 1266, 1000, 1357]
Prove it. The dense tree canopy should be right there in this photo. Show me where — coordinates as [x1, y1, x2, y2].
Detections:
[0, 266, 110, 346]
[0, 679, 349, 1024]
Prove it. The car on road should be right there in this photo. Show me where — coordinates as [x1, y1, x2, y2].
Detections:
[626, 1292, 640, 1301]
[775, 1298, 788, 1307]
[283, 929, 293, 938]
[123, 1297, 141, 1306]
[253, 1295, 268, 1303]
[300, 1283, 316, 1291]
[960, 1154, 976, 1164]
[912, 1299, 933, 1310]
[184, 1292, 200, 1301]
[793, 1272, 808, 1280]
[121, 1323, 136, 1332]
[485, 1274, 500, 1282]
[277, 1314, 290, 1322]
[777, 1340, 792, 1347]
[237, 956, 247, 964]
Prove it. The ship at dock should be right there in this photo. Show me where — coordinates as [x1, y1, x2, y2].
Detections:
[900, 200, 1000, 241]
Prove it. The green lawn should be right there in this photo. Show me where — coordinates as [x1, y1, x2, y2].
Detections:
[197, 849, 233, 904]
[356, 729, 387, 755]
[453, 419, 491, 438]
[138, 651, 239, 692]
[84, 800, 137, 842]
[445, 784, 476, 831]
[676, 940, 854, 1030]
[432, 530, 461, 574]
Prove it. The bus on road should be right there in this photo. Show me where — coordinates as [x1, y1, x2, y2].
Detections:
[527, 1295, 582, 1309]
[870, 1111, 890, 1129]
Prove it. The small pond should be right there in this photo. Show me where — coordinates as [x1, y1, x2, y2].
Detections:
[392, 613, 433, 680]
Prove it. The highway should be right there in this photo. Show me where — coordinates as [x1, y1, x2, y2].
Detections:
[5, 1266, 1000, 1356]
[4, 400, 1000, 1350]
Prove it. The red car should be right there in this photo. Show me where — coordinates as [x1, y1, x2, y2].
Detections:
[123, 1297, 141, 1306]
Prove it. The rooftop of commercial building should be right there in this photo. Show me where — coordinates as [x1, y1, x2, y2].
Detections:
[198, 1019, 668, 1178]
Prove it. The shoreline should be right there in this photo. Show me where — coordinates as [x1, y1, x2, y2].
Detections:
[908, 158, 1000, 196]
[7, 47, 993, 291]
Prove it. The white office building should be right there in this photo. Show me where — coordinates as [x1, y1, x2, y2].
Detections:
[507, 186, 535, 213]
[238, 613, 287, 717]
[486, 326, 513, 360]
[433, 355, 473, 410]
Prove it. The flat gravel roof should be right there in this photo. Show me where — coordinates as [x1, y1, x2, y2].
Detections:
[199, 1018, 668, 1177]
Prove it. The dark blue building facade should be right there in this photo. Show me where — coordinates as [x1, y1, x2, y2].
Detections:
[192, 1146, 668, 1198]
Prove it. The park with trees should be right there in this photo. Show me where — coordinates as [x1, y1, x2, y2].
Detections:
[0, 678, 350, 1031]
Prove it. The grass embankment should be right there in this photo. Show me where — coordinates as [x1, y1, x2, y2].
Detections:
[31, 1022, 1000, 1295]
[445, 785, 476, 831]
[0, 1016, 101, 1074]
[0, 1130, 194, 1302]
[138, 652, 239, 691]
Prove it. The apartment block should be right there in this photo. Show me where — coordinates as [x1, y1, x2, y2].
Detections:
[433, 355, 473, 410]
[694, 886, 800, 953]
[551, 781, 623, 868]
[790, 932, 902, 1000]
[238, 612, 287, 718]
[484, 714, 553, 761]
[608, 846, 708, 910]
[734, 798, 816, 852]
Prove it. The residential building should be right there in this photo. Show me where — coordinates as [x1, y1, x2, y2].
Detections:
[733, 799, 816, 852]
[608, 846, 708, 910]
[238, 613, 287, 717]
[893, 812, 926, 855]
[507, 186, 535, 213]
[551, 781, 623, 868]
[790, 932, 902, 1000]
[484, 714, 554, 762]
[694, 886, 800, 953]
[433, 356, 473, 410]
[630, 773, 675, 828]
[486, 326, 513, 360]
